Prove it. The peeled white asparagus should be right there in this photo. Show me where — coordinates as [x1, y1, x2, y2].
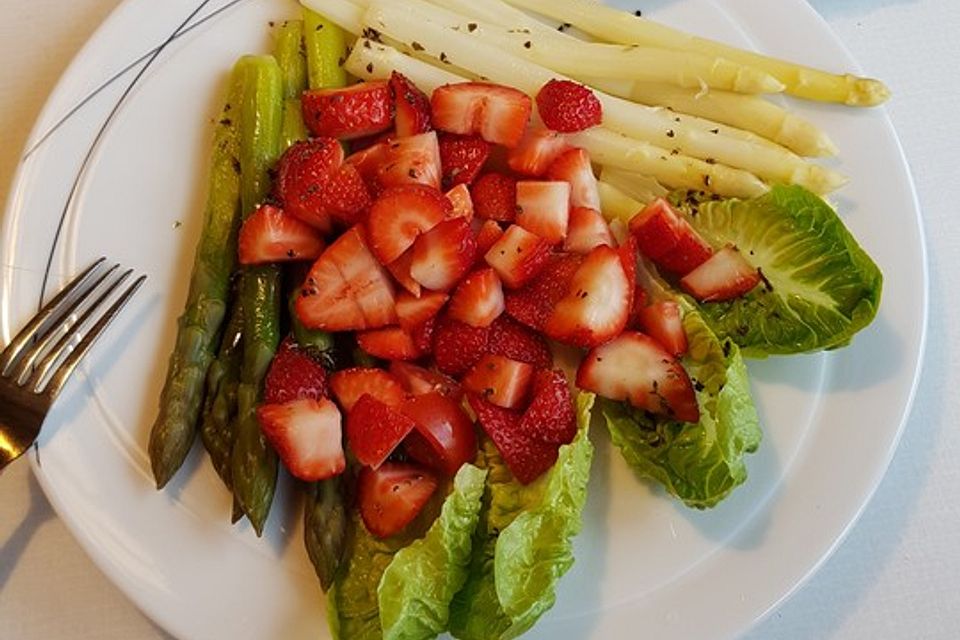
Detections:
[599, 166, 669, 203]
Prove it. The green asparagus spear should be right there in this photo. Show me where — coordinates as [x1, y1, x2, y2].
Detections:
[304, 7, 348, 90]
[304, 476, 349, 591]
[200, 298, 244, 490]
[148, 61, 245, 489]
[276, 19, 310, 148]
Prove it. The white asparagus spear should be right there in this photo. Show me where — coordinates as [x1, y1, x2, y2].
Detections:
[599, 166, 669, 203]
[597, 180, 646, 224]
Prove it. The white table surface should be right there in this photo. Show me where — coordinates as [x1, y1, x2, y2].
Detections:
[1, 1, 958, 638]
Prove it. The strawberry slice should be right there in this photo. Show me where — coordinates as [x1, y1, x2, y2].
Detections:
[484, 224, 553, 289]
[264, 337, 329, 405]
[357, 326, 423, 361]
[386, 248, 421, 297]
[431, 82, 532, 147]
[431, 314, 490, 376]
[329, 367, 405, 412]
[474, 219, 505, 257]
[628, 285, 649, 330]
[275, 138, 363, 232]
[637, 300, 688, 357]
[409, 218, 477, 291]
[438, 133, 491, 188]
[546, 148, 600, 210]
[296, 226, 397, 331]
[390, 71, 432, 137]
[366, 184, 450, 265]
[487, 315, 553, 369]
[515, 181, 571, 245]
[519, 369, 576, 445]
[445, 184, 474, 220]
[410, 316, 437, 355]
[679, 246, 761, 302]
[448, 268, 505, 328]
[347, 394, 417, 468]
[467, 393, 558, 484]
[507, 128, 571, 176]
[629, 198, 713, 275]
[376, 132, 443, 191]
[358, 462, 439, 538]
[463, 354, 534, 410]
[257, 398, 345, 482]
[302, 80, 393, 140]
[470, 173, 517, 222]
[395, 290, 449, 331]
[564, 207, 615, 254]
[577, 331, 700, 423]
[544, 244, 630, 348]
[503, 252, 582, 331]
[389, 361, 462, 400]
[619, 235, 639, 327]
[399, 392, 478, 476]
[238, 204, 326, 265]
[536, 79, 603, 133]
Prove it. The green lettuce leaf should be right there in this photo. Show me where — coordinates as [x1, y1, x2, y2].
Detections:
[600, 312, 761, 509]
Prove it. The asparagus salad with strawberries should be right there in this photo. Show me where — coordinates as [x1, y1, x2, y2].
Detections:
[147, 0, 885, 637]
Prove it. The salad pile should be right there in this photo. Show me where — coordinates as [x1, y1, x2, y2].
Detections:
[146, 0, 885, 638]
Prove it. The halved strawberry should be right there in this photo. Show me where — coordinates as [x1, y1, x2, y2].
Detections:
[357, 326, 422, 361]
[390, 71, 432, 137]
[409, 218, 477, 291]
[399, 392, 478, 476]
[386, 248, 421, 297]
[302, 80, 393, 140]
[274, 137, 349, 232]
[467, 393, 558, 484]
[474, 219, 505, 257]
[536, 79, 603, 133]
[375, 132, 443, 191]
[395, 290, 449, 331]
[463, 354, 534, 410]
[358, 462, 439, 538]
[366, 184, 450, 265]
[346, 394, 417, 468]
[543, 245, 630, 348]
[507, 128, 571, 176]
[257, 398, 345, 482]
[264, 337, 329, 405]
[431, 314, 490, 376]
[577, 331, 700, 423]
[629, 198, 712, 275]
[296, 226, 397, 331]
[238, 204, 326, 265]
[389, 361, 462, 400]
[329, 367, 405, 412]
[445, 184, 474, 220]
[546, 147, 600, 210]
[564, 207, 615, 254]
[679, 246, 761, 302]
[438, 133, 491, 188]
[503, 253, 583, 331]
[637, 300, 688, 357]
[470, 173, 518, 222]
[519, 369, 576, 445]
[484, 224, 553, 289]
[515, 181, 571, 244]
[431, 82, 532, 147]
[447, 268, 505, 328]
[487, 315, 553, 369]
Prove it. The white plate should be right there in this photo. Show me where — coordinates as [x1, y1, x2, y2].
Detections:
[0, 0, 926, 638]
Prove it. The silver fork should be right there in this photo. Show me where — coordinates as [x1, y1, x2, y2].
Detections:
[0, 258, 145, 471]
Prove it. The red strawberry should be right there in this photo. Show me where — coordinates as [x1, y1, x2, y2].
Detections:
[467, 393, 558, 484]
[487, 315, 553, 369]
[577, 331, 700, 423]
[474, 219, 505, 257]
[264, 337, 329, 405]
[536, 79, 603, 133]
[546, 147, 600, 210]
[274, 138, 349, 232]
[503, 253, 583, 331]
[386, 248, 421, 297]
[445, 184, 474, 221]
[350, 128, 396, 153]
[390, 71, 432, 137]
[395, 290, 449, 331]
[619, 235, 638, 325]
[629, 198, 712, 275]
[347, 394, 417, 468]
[679, 246, 761, 302]
[410, 315, 437, 355]
[507, 128, 571, 176]
[296, 226, 397, 331]
[375, 132, 443, 191]
[238, 204, 326, 265]
[358, 462, 438, 538]
[431, 314, 490, 376]
[628, 285, 649, 330]
[564, 207, 614, 254]
[302, 80, 393, 140]
[329, 367, 406, 412]
[470, 173, 517, 222]
[431, 82, 531, 147]
[544, 245, 630, 348]
[515, 181, 571, 244]
[409, 218, 477, 291]
[447, 268, 505, 328]
[399, 392, 478, 476]
[366, 184, 449, 265]
[658, 230, 715, 276]
[484, 224, 553, 289]
[315, 164, 372, 225]
[389, 361, 462, 400]
[257, 398, 345, 481]
[357, 326, 423, 361]
[637, 300, 688, 357]
[438, 134, 491, 188]
[520, 369, 576, 445]
[463, 354, 534, 409]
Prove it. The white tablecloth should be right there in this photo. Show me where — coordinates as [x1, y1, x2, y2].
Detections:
[1, 1, 957, 638]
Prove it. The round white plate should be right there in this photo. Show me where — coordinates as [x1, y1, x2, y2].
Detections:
[0, 0, 926, 638]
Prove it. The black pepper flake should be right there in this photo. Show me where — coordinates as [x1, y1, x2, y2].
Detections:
[440, 52, 450, 64]
[666, 129, 675, 138]
[172, 220, 182, 229]
[705, 158, 716, 165]
[287, 249, 296, 258]
[722, 341, 732, 358]
[709, 128, 720, 134]
[363, 39, 372, 49]
[524, 41, 532, 49]
[558, 22, 571, 31]
[219, 117, 232, 126]
[693, 379, 705, 392]
[361, 27, 382, 42]
[366, 62, 374, 74]
[468, 22, 478, 32]
[703, 175, 712, 187]
[674, 117, 681, 123]
[337, 56, 346, 66]
[268, 20, 275, 27]
[757, 267, 773, 291]
[408, 168, 419, 178]
[315, 23, 324, 31]
[670, 149, 680, 156]
[634, 9, 643, 16]
[411, 41, 425, 51]
[231, 158, 241, 174]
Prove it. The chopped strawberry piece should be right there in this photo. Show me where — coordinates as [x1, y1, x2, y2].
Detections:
[445, 184, 474, 220]
[357, 326, 423, 361]
[628, 285, 649, 330]
[438, 134, 491, 188]
[520, 369, 576, 445]
[257, 398, 345, 482]
[680, 246, 761, 302]
[544, 245, 630, 348]
[470, 173, 518, 222]
[463, 354, 534, 410]
[389, 71, 432, 137]
[619, 235, 638, 325]
[487, 315, 553, 369]
[467, 393, 558, 484]
[564, 207, 614, 254]
[296, 226, 397, 331]
[389, 361, 462, 400]
[264, 337, 329, 405]
[629, 198, 713, 275]
[448, 268, 505, 328]
[515, 181, 571, 245]
[503, 252, 583, 331]
[431, 314, 490, 376]
[237, 204, 325, 265]
[546, 147, 600, 210]
[484, 224, 553, 289]
[386, 248, 421, 297]
[431, 82, 532, 147]
[376, 132, 443, 191]
[349, 128, 396, 153]
[366, 184, 450, 265]
[302, 80, 393, 140]
[577, 331, 700, 423]
[507, 128, 571, 176]
[399, 392, 478, 476]
[409, 218, 477, 291]
[637, 300, 688, 357]
[658, 230, 715, 276]
[316, 164, 373, 225]
[347, 394, 417, 468]
[358, 462, 439, 538]
[329, 367, 405, 412]
[275, 138, 354, 232]
[536, 79, 603, 133]
[410, 315, 437, 354]
[474, 219, 505, 257]
[395, 290, 449, 331]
